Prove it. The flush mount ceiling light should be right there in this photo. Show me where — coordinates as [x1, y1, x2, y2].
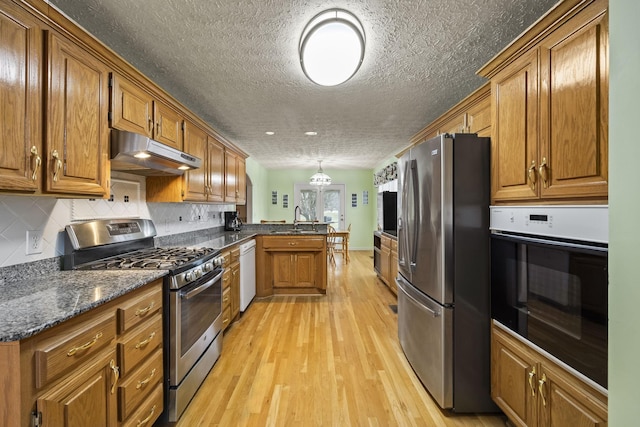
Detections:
[309, 160, 332, 186]
[299, 9, 365, 86]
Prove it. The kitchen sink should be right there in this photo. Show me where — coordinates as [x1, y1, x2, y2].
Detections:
[270, 229, 320, 234]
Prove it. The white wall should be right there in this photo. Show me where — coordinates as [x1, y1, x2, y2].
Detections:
[0, 172, 233, 268]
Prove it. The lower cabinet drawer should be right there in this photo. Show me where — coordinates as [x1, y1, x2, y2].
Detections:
[122, 383, 163, 427]
[118, 314, 162, 376]
[118, 348, 163, 421]
[34, 312, 117, 388]
[221, 305, 231, 329]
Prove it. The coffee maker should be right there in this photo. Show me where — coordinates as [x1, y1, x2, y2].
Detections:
[224, 211, 242, 231]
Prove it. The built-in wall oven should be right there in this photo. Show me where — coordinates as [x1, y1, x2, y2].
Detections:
[490, 206, 608, 389]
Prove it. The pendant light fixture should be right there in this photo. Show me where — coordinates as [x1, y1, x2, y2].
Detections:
[299, 9, 365, 86]
[309, 160, 332, 186]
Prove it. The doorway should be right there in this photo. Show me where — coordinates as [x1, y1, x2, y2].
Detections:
[294, 184, 346, 230]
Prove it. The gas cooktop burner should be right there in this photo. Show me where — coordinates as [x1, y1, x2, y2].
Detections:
[80, 247, 217, 270]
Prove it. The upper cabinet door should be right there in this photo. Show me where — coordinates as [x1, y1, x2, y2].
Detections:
[45, 31, 110, 196]
[207, 136, 225, 202]
[491, 50, 539, 202]
[153, 100, 183, 149]
[538, 1, 608, 200]
[0, 3, 42, 192]
[224, 150, 238, 202]
[110, 73, 153, 137]
[236, 157, 246, 204]
[182, 120, 208, 202]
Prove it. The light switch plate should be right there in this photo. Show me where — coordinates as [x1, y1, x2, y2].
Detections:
[26, 230, 44, 255]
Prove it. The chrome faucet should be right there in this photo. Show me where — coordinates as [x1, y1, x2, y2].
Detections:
[294, 205, 301, 229]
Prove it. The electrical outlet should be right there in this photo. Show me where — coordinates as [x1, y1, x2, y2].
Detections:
[26, 230, 44, 255]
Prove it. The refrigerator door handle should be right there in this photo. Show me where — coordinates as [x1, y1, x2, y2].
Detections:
[410, 160, 420, 268]
[397, 277, 441, 317]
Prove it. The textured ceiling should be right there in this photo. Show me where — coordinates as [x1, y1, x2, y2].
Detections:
[49, 0, 558, 170]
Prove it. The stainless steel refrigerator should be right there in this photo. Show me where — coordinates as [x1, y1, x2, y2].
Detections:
[396, 133, 496, 412]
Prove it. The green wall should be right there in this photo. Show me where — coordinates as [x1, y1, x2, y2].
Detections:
[609, 0, 639, 424]
[246, 166, 376, 250]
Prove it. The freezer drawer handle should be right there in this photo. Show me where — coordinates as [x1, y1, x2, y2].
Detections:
[397, 279, 440, 317]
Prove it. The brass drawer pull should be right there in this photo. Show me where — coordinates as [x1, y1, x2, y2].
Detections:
[110, 359, 119, 394]
[136, 405, 156, 427]
[30, 146, 41, 181]
[135, 302, 155, 317]
[136, 368, 157, 390]
[135, 332, 156, 349]
[67, 332, 103, 356]
[527, 160, 536, 191]
[538, 157, 549, 188]
[288, 242, 298, 246]
[528, 366, 536, 397]
[538, 373, 547, 407]
[51, 149, 63, 182]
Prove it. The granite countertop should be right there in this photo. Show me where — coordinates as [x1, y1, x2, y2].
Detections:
[0, 270, 166, 342]
[0, 228, 321, 343]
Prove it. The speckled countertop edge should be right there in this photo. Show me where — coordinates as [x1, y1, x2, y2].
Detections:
[0, 270, 166, 342]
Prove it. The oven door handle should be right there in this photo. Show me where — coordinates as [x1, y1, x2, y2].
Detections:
[491, 231, 608, 254]
[180, 271, 223, 300]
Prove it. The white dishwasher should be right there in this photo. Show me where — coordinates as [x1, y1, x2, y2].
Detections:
[239, 239, 256, 312]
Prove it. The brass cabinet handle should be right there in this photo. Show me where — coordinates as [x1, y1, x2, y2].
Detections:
[30, 146, 41, 181]
[135, 302, 155, 317]
[538, 373, 547, 407]
[67, 332, 103, 356]
[136, 368, 156, 390]
[288, 242, 298, 246]
[110, 359, 119, 394]
[147, 117, 153, 134]
[538, 157, 549, 188]
[135, 331, 156, 349]
[136, 405, 156, 427]
[51, 149, 62, 182]
[527, 160, 537, 191]
[528, 366, 537, 397]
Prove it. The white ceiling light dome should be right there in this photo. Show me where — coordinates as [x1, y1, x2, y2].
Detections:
[299, 9, 366, 87]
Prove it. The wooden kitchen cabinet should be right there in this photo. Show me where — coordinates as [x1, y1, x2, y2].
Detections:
[10, 279, 163, 427]
[36, 347, 118, 427]
[257, 235, 327, 296]
[110, 73, 184, 150]
[0, 1, 43, 193]
[409, 82, 491, 150]
[220, 245, 241, 329]
[389, 238, 398, 295]
[180, 123, 226, 203]
[225, 149, 246, 204]
[479, 0, 608, 204]
[45, 30, 110, 197]
[491, 321, 607, 427]
[379, 235, 391, 287]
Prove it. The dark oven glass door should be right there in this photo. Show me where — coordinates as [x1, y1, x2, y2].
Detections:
[491, 233, 608, 388]
[170, 269, 223, 385]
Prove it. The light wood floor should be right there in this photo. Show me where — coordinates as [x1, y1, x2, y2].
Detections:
[163, 251, 507, 426]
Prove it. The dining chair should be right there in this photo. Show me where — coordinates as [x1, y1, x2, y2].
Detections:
[333, 223, 351, 263]
[327, 225, 337, 266]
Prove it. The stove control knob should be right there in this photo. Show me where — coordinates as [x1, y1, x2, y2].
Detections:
[185, 272, 193, 282]
[195, 269, 202, 278]
[203, 262, 212, 272]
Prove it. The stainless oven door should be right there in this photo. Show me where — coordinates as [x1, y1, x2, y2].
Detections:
[169, 269, 223, 386]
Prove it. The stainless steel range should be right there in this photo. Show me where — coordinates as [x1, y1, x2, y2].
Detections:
[64, 218, 224, 422]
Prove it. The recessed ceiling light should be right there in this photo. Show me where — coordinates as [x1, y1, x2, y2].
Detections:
[305, 131, 318, 136]
[265, 131, 275, 135]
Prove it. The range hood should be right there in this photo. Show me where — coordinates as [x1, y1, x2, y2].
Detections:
[110, 129, 201, 176]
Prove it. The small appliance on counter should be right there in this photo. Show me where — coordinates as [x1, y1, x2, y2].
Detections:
[224, 211, 242, 231]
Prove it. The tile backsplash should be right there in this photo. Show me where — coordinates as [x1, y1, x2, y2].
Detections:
[0, 172, 234, 268]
